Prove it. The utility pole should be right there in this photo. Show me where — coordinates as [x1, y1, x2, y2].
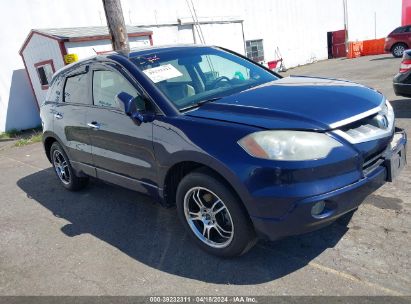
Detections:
[343, 0, 349, 55]
[374, 11, 377, 39]
[102, 0, 130, 53]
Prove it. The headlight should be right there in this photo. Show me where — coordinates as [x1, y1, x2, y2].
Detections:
[238, 131, 342, 161]
[384, 99, 395, 122]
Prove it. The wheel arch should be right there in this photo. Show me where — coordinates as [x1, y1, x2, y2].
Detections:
[391, 42, 408, 51]
[161, 156, 252, 216]
[42, 131, 66, 162]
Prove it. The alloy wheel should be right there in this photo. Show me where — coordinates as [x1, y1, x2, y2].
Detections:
[394, 45, 405, 57]
[52, 150, 71, 185]
[183, 187, 234, 248]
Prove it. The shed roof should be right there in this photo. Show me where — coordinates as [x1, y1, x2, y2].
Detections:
[35, 25, 152, 40]
[19, 25, 152, 55]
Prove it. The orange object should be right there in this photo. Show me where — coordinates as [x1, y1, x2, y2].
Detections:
[347, 42, 363, 59]
[361, 38, 386, 56]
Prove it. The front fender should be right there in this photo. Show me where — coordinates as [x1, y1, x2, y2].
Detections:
[153, 115, 260, 212]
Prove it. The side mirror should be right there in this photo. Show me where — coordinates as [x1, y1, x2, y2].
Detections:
[115, 92, 150, 125]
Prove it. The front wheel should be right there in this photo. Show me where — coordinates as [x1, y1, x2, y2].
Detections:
[176, 169, 256, 257]
[392, 43, 407, 58]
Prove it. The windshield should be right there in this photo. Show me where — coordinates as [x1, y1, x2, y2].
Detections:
[130, 47, 278, 111]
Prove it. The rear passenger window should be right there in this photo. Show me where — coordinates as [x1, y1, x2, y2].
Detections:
[93, 70, 139, 108]
[64, 73, 89, 104]
[393, 27, 404, 33]
[393, 26, 410, 33]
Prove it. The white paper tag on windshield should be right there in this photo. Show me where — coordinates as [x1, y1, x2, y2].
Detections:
[143, 64, 183, 83]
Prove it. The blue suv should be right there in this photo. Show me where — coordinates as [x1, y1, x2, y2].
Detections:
[40, 45, 407, 257]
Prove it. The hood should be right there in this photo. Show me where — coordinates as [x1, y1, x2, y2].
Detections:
[185, 76, 384, 130]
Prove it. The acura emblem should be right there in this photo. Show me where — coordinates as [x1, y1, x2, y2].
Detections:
[374, 114, 389, 129]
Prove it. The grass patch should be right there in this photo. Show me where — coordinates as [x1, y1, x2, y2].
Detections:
[14, 132, 42, 147]
[0, 129, 19, 140]
[0, 126, 42, 147]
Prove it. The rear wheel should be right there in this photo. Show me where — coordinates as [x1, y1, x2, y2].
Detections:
[50, 142, 88, 191]
[176, 169, 256, 257]
[392, 43, 407, 58]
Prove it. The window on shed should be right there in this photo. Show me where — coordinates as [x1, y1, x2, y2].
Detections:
[36, 63, 54, 87]
[246, 39, 265, 63]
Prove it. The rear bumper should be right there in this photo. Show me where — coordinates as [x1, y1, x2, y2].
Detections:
[393, 82, 411, 97]
[251, 129, 407, 241]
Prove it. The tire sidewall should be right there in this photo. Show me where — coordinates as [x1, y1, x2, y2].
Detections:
[176, 171, 255, 257]
[50, 142, 76, 190]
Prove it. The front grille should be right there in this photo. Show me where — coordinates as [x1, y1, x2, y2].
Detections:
[333, 103, 394, 144]
[362, 149, 385, 175]
[344, 123, 385, 142]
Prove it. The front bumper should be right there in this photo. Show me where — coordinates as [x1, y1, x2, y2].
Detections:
[251, 129, 407, 241]
[384, 40, 393, 53]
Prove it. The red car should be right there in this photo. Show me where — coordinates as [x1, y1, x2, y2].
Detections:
[385, 25, 411, 57]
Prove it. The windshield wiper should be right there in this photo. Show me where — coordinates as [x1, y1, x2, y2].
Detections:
[180, 97, 222, 112]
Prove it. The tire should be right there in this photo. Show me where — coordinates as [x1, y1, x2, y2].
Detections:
[176, 169, 256, 257]
[392, 43, 407, 58]
[50, 142, 89, 191]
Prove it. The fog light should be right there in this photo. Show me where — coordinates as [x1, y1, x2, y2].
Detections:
[311, 201, 326, 216]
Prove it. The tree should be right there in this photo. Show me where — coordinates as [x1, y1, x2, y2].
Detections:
[102, 0, 130, 53]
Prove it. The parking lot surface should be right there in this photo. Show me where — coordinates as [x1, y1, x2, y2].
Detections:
[0, 54, 410, 296]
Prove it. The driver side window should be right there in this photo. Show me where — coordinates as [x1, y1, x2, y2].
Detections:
[93, 70, 145, 110]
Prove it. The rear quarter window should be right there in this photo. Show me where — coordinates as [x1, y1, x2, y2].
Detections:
[392, 26, 409, 34]
[64, 73, 89, 104]
[45, 76, 64, 103]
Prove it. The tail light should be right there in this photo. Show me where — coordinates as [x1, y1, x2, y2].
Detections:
[400, 59, 411, 73]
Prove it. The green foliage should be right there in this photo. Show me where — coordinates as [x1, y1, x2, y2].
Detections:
[14, 133, 42, 147]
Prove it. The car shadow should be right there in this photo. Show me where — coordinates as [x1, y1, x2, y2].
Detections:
[17, 168, 352, 285]
[369, 56, 398, 61]
[390, 99, 411, 118]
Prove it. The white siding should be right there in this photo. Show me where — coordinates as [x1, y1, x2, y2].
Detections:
[146, 23, 245, 54]
[22, 33, 65, 107]
[65, 36, 151, 58]
[193, 22, 245, 55]
[129, 36, 152, 48]
[66, 40, 113, 58]
[148, 25, 194, 45]
[347, 0, 402, 41]
[127, 0, 347, 67]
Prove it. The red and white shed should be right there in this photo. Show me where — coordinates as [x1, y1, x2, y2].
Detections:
[19, 26, 153, 108]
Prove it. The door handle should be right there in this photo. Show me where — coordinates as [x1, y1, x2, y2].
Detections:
[54, 113, 63, 119]
[87, 122, 101, 130]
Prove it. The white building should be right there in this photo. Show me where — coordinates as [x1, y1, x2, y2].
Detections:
[0, 0, 402, 132]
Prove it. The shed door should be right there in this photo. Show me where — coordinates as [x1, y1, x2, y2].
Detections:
[331, 30, 347, 58]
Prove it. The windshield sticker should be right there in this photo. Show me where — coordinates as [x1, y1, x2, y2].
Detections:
[143, 64, 183, 83]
